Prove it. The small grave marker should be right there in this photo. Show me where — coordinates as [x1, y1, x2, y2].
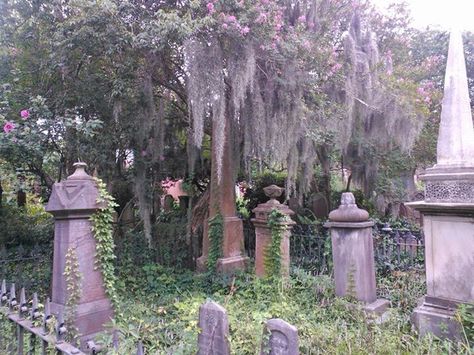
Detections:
[197, 301, 230, 355]
[261, 318, 299, 355]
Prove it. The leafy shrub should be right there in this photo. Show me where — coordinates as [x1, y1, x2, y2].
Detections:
[0, 202, 53, 247]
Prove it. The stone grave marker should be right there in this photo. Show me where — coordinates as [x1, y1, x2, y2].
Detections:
[260, 318, 299, 355]
[198, 301, 230, 355]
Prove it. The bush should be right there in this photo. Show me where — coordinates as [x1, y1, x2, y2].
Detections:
[0, 202, 53, 247]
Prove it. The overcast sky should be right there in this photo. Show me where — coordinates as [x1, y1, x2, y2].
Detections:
[371, 0, 474, 32]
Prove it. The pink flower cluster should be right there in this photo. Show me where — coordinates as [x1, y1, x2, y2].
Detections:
[220, 13, 250, 36]
[2, 108, 30, 134]
[417, 81, 435, 104]
[3, 121, 15, 133]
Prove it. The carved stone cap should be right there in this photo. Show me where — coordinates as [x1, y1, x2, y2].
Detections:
[263, 184, 284, 200]
[46, 162, 100, 214]
[67, 162, 93, 180]
[328, 192, 369, 222]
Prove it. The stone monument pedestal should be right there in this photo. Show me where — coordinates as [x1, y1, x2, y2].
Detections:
[252, 185, 295, 278]
[408, 184, 474, 340]
[325, 193, 389, 318]
[407, 28, 474, 340]
[46, 163, 113, 347]
[216, 216, 249, 273]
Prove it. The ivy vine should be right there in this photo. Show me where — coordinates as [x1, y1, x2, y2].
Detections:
[64, 247, 82, 344]
[264, 209, 289, 278]
[90, 178, 119, 314]
[207, 212, 224, 272]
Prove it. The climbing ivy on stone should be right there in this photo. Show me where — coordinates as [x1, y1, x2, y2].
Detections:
[207, 212, 224, 272]
[90, 178, 119, 315]
[64, 246, 82, 345]
[264, 209, 289, 278]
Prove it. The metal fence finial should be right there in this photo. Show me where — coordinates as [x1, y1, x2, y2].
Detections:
[55, 309, 67, 343]
[0, 279, 6, 306]
[43, 297, 51, 335]
[18, 287, 28, 319]
[8, 283, 17, 312]
[31, 292, 40, 320]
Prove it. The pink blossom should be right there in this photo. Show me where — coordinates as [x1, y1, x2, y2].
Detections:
[261, 0, 269, 4]
[206, 2, 215, 14]
[298, 15, 306, 23]
[3, 121, 15, 133]
[240, 26, 250, 35]
[307, 22, 315, 29]
[222, 23, 229, 29]
[20, 109, 29, 119]
[226, 15, 236, 23]
[257, 12, 267, 23]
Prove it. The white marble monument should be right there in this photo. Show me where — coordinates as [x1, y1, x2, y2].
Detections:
[408, 29, 474, 340]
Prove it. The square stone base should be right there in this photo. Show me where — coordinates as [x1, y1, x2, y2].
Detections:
[216, 255, 249, 274]
[411, 297, 463, 341]
[364, 299, 390, 324]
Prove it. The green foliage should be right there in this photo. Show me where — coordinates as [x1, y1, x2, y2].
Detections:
[457, 303, 474, 346]
[264, 209, 289, 278]
[207, 212, 224, 272]
[0, 202, 53, 247]
[64, 247, 82, 345]
[90, 178, 119, 315]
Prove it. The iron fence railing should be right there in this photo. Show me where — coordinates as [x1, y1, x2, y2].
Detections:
[244, 222, 424, 275]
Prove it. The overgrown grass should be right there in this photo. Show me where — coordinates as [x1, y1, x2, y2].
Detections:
[98, 266, 472, 354]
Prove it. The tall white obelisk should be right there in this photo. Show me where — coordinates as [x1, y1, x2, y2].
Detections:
[408, 29, 474, 340]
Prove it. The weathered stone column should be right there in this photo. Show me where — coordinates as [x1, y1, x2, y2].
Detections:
[46, 162, 113, 345]
[252, 185, 295, 278]
[407, 30, 474, 340]
[197, 112, 248, 273]
[325, 193, 389, 315]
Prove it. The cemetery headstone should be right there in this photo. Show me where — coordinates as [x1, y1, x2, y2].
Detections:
[252, 185, 295, 277]
[260, 318, 299, 355]
[324, 193, 389, 316]
[197, 301, 230, 355]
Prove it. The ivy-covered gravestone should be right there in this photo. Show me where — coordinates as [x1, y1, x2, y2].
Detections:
[46, 162, 113, 347]
[252, 185, 295, 278]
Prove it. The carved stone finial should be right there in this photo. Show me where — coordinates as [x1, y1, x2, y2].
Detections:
[328, 192, 369, 222]
[263, 185, 284, 201]
[67, 162, 93, 180]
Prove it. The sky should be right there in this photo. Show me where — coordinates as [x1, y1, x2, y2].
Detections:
[371, 0, 474, 32]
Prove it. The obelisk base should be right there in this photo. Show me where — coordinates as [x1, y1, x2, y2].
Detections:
[216, 217, 249, 273]
[411, 296, 463, 341]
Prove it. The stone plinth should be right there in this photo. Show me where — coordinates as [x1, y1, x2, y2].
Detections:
[407, 200, 473, 340]
[324, 193, 389, 315]
[252, 185, 295, 278]
[46, 163, 113, 346]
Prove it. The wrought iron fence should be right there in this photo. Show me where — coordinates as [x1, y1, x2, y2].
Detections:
[0, 281, 86, 354]
[244, 222, 424, 275]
